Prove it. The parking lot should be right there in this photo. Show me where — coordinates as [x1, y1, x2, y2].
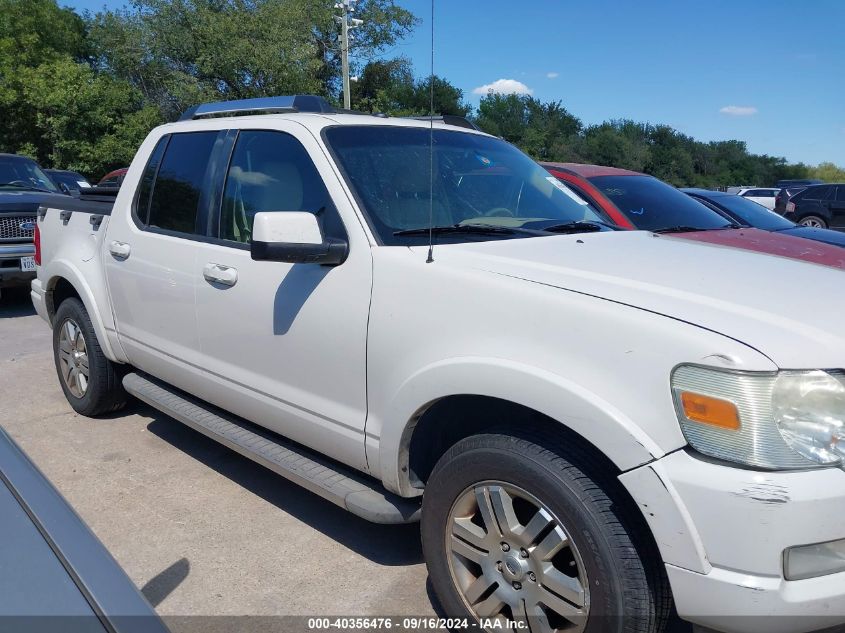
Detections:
[0, 288, 434, 630]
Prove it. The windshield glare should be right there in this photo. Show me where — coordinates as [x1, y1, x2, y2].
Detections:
[708, 194, 795, 230]
[325, 126, 609, 245]
[589, 175, 728, 231]
[0, 157, 59, 192]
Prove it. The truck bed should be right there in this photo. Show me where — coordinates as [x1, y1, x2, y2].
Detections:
[37, 188, 117, 218]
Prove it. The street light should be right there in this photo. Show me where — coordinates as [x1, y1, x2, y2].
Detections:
[335, 1, 364, 109]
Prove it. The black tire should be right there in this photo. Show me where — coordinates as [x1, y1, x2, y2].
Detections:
[53, 297, 126, 416]
[421, 430, 673, 633]
[797, 214, 827, 229]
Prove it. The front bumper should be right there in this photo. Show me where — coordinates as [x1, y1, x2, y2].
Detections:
[0, 243, 35, 288]
[623, 450, 845, 633]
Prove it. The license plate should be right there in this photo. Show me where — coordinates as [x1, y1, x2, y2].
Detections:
[20, 256, 36, 272]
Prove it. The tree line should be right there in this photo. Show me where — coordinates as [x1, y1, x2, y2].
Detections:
[1, 0, 841, 187]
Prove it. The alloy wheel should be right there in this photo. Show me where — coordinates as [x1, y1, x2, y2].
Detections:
[446, 481, 590, 632]
[58, 318, 89, 398]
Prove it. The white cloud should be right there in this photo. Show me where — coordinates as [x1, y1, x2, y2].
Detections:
[546, 72, 559, 79]
[719, 105, 758, 116]
[472, 79, 534, 96]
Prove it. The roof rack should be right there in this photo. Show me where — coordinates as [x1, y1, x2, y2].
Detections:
[178, 95, 335, 121]
[177, 95, 480, 131]
[403, 115, 479, 131]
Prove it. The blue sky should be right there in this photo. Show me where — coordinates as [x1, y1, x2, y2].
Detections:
[65, 0, 845, 166]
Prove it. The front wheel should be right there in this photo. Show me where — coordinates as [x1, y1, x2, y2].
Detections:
[53, 298, 126, 416]
[421, 431, 672, 633]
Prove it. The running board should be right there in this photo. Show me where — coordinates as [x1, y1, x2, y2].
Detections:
[123, 372, 421, 524]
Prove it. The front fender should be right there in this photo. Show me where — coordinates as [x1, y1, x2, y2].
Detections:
[375, 356, 667, 497]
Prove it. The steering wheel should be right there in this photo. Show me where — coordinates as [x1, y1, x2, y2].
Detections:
[482, 207, 515, 217]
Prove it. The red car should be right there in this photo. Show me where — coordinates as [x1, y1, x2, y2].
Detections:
[542, 162, 845, 270]
[97, 167, 128, 187]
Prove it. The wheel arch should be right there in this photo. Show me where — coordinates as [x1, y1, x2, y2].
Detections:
[376, 357, 665, 498]
[43, 265, 124, 363]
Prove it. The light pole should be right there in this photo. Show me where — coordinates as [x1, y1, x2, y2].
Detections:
[335, 0, 363, 109]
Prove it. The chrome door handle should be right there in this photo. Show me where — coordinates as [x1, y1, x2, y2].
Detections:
[203, 263, 238, 287]
[109, 241, 131, 259]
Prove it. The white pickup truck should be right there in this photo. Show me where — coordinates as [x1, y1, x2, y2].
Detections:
[31, 95, 845, 633]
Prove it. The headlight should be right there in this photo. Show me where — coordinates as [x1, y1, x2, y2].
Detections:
[672, 365, 845, 470]
[773, 371, 845, 465]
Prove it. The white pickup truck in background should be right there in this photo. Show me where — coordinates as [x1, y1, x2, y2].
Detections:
[31, 95, 845, 633]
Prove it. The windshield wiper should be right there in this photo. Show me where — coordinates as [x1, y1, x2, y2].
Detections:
[394, 223, 519, 237]
[542, 220, 614, 234]
[653, 225, 709, 234]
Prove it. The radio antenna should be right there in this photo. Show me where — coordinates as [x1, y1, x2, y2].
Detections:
[425, 0, 435, 263]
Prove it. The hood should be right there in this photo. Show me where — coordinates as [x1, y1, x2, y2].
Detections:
[429, 230, 845, 369]
[670, 227, 845, 269]
[0, 191, 68, 215]
[776, 226, 845, 249]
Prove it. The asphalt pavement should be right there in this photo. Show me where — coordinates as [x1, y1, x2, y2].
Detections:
[0, 287, 434, 631]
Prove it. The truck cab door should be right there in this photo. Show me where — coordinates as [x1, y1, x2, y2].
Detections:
[104, 130, 228, 393]
[190, 126, 372, 471]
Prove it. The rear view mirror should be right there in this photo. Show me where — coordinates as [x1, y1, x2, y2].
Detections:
[250, 212, 348, 266]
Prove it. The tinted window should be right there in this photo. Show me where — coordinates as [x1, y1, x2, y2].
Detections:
[706, 194, 794, 230]
[48, 171, 88, 191]
[836, 187, 845, 202]
[148, 132, 218, 234]
[589, 175, 729, 231]
[135, 136, 169, 224]
[804, 185, 831, 201]
[220, 130, 341, 243]
[0, 157, 59, 192]
[325, 126, 608, 246]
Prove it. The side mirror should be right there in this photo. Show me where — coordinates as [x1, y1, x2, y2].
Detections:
[59, 182, 71, 195]
[250, 211, 348, 266]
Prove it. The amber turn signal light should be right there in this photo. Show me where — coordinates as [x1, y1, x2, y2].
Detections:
[680, 391, 740, 430]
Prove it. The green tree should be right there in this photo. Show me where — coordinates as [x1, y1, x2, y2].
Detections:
[0, 0, 90, 155]
[19, 57, 159, 176]
[576, 121, 651, 172]
[809, 162, 845, 182]
[475, 94, 581, 161]
[351, 57, 469, 116]
[89, 0, 418, 120]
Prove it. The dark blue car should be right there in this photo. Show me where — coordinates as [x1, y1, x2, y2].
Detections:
[682, 188, 845, 248]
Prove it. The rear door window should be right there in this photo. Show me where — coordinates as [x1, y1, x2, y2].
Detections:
[147, 131, 219, 235]
[805, 185, 832, 201]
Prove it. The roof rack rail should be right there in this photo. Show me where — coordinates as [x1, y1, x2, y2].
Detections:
[404, 115, 479, 131]
[179, 95, 335, 121]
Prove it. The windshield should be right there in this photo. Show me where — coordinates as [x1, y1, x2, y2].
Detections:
[0, 157, 59, 192]
[324, 126, 610, 245]
[589, 175, 729, 231]
[708, 194, 795, 230]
